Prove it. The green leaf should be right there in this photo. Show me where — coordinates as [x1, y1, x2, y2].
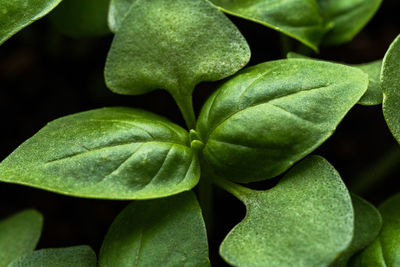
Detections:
[332, 194, 382, 266]
[0, 209, 43, 267]
[49, 0, 111, 38]
[382, 34, 400, 144]
[317, 0, 382, 45]
[104, 0, 250, 99]
[8, 246, 97, 267]
[287, 52, 383, 105]
[197, 58, 368, 183]
[108, 0, 135, 33]
[350, 193, 400, 266]
[210, 0, 327, 52]
[0, 0, 62, 45]
[99, 191, 210, 267]
[0, 107, 200, 200]
[216, 155, 354, 266]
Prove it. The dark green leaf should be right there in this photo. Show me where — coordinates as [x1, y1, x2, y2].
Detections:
[198, 58, 368, 183]
[104, 0, 250, 98]
[332, 194, 382, 266]
[317, 0, 382, 45]
[217, 155, 354, 266]
[99, 191, 210, 267]
[108, 0, 135, 33]
[0, 107, 200, 200]
[9, 246, 97, 267]
[382, 34, 400, 144]
[350, 193, 400, 266]
[0, 209, 43, 267]
[287, 52, 383, 105]
[210, 0, 327, 52]
[50, 0, 111, 38]
[0, 0, 62, 45]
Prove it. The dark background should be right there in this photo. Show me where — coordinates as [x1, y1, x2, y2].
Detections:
[0, 1, 399, 265]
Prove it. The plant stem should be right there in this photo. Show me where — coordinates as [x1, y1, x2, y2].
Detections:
[280, 34, 292, 57]
[198, 176, 214, 239]
[350, 145, 400, 195]
[210, 173, 252, 203]
[172, 93, 196, 130]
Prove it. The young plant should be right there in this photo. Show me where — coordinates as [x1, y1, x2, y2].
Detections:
[0, 0, 399, 266]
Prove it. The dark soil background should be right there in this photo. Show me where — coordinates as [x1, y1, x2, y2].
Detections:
[0, 1, 399, 266]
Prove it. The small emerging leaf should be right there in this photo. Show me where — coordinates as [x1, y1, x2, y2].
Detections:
[210, 0, 327, 52]
[0, 0, 62, 45]
[332, 194, 382, 266]
[350, 193, 400, 266]
[218, 155, 354, 266]
[317, 0, 382, 45]
[198, 58, 368, 183]
[50, 0, 111, 38]
[9, 246, 97, 267]
[0, 107, 200, 200]
[0, 209, 43, 267]
[99, 191, 210, 267]
[104, 0, 250, 97]
[287, 52, 383, 105]
[382, 34, 400, 144]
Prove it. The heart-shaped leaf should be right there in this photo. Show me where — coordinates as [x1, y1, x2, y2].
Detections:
[317, 0, 382, 45]
[287, 52, 383, 105]
[216, 155, 354, 266]
[197, 58, 368, 183]
[104, 0, 250, 128]
[210, 0, 328, 52]
[108, 0, 135, 33]
[50, 0, 111, 38]
[350, 193, 400, 266]
[332, 194, 382, 266]
[382, 34, 400, 144]
[0, 0, 62, 45]
[0, 209, 43, 266]
[99, 191, 210, 266]
[8, 246, 97, 267]
[0, 107, 200, 200]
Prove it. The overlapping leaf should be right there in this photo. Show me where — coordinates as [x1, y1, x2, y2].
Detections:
[99, 192, 210, 266]
[0, 210, 43, 267]
[217, 156, 354, 266]
[210, 0, 328, 51]
[0, 107, 200, 199]
[50, 0, 111, 38]
[104, 0, 250, 98]
[382, 34, 400, 143]
[350, 193, 400, 266]
[8, 246, 97, 267]
[108, 0, 135, 33]
[0, 0, 62, 45]
[198, 58, 368, 183]
[317, 0, 382, 45]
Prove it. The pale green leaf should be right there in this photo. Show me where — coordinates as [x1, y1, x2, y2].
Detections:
[317, 0, 382, 45]
[217, 155, 354, 267]
[50, 0, 111, 38]
[104, 0, 250, 98]
[210, 0, 328, 52]
[99, 191, 210, 267]
[287, 52, 383, 105]
[0, 0, 62, 45]
[350, 193, 400, 266]
[382, 34, 400, 144]
[332, 194, 382, 266]
[108, 0, 135, 33]
[0, 107, 200, 200]
[197, 58, 368, 183]
[0, 210, 43, 267]
[9, 246, 97, 267]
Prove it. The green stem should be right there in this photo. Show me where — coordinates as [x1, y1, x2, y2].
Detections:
[210, 173, 252, 203]
[350, 146, 400, 195]
[198, 176, 214, 239]
[172, 93, 196, 130]
[280, 34, 292, 57]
